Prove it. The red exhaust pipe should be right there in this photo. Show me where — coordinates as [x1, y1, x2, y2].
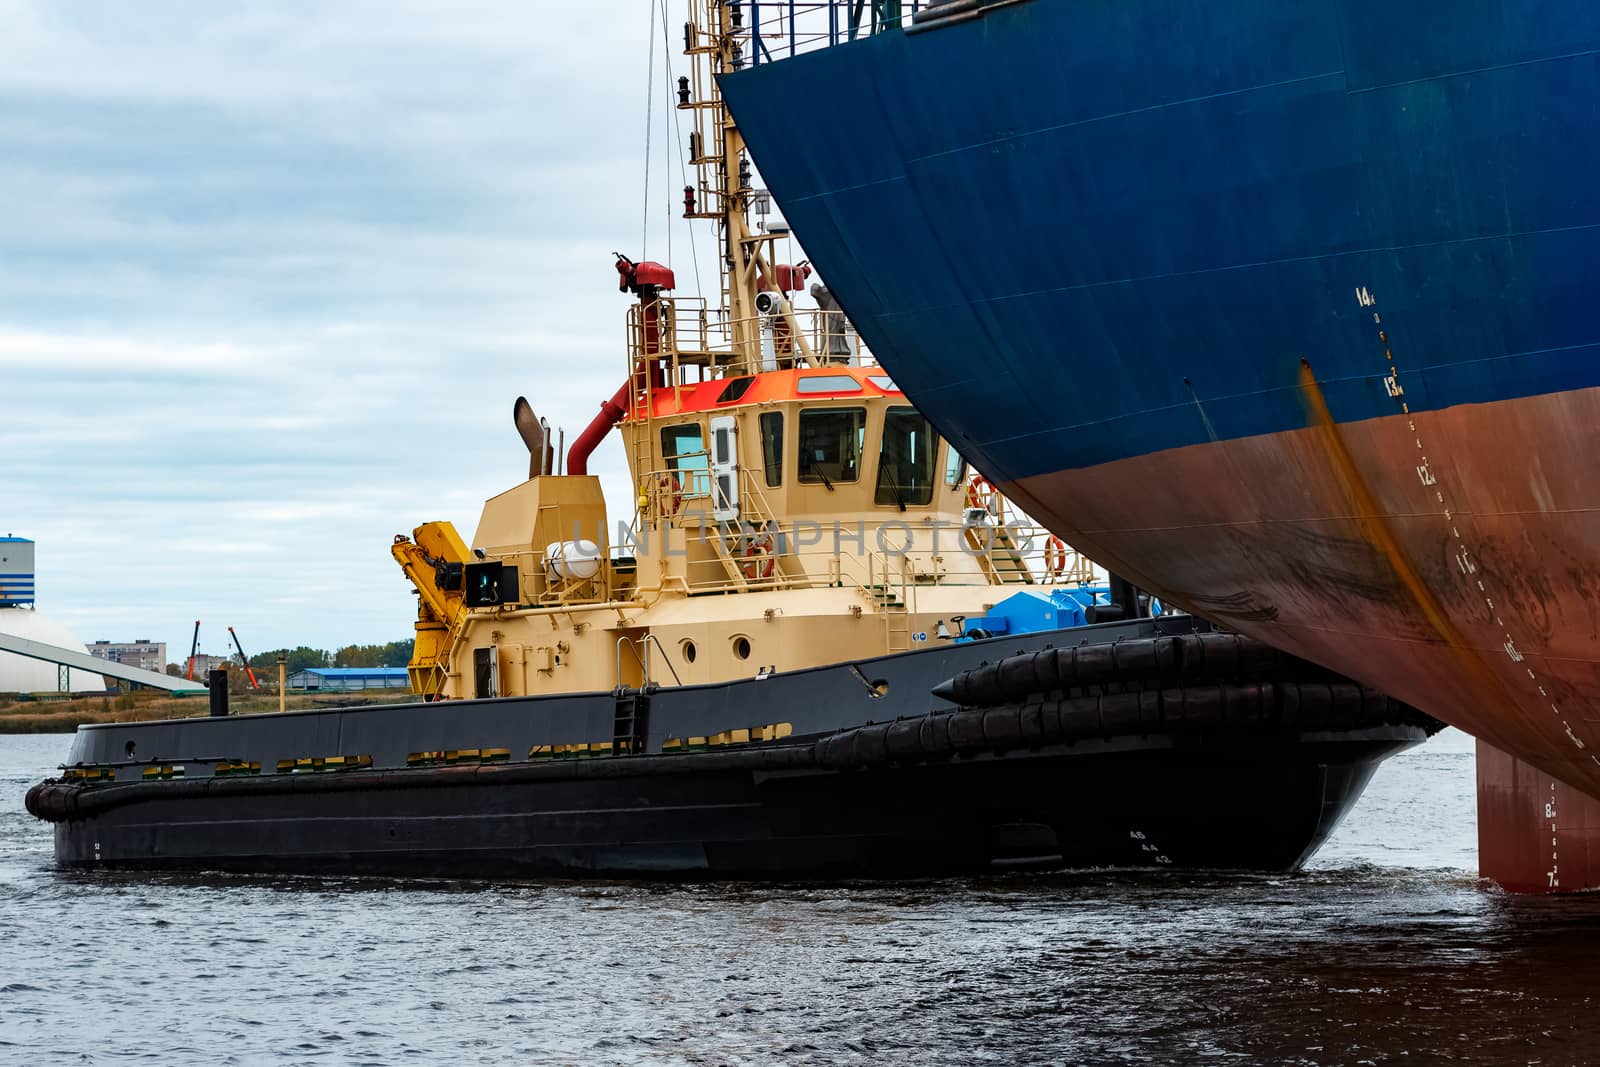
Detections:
[570, 255, 674, 476]
[567, 381, 633, 476]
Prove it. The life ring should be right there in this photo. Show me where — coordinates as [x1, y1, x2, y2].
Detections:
[658, 473, 682, 516]
[966, 474, 998, 514]
[1044, 535, 1069, 578]
[741, 529, 776, 580]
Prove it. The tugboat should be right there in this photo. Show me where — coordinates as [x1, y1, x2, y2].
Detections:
[24, 5, 1440, 877]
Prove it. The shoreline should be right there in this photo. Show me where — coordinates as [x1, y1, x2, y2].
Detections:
[0, 690, 419, 734]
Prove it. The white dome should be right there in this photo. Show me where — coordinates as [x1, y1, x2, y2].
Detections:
[0, 608, 108, 694]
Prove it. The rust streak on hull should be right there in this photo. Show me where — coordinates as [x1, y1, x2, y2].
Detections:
[1294, 360, 1497, 681]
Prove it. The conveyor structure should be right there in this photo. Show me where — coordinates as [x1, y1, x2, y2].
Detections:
[0, 631, 206, 693]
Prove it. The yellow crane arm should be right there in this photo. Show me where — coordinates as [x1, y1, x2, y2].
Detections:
[391, 522, 473, 697]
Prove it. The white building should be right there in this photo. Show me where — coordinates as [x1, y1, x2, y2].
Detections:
[0, 535, 109, 694]
[0, 608, 109, 694]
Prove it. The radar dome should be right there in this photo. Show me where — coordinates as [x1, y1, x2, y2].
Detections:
[0, 608, 108, 694]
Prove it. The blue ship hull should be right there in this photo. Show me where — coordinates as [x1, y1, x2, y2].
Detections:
[723, 0, 1600, 887]
[726, 0, 1600, 477]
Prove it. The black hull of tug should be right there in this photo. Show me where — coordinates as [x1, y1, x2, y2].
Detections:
[29, 617, 1442, 878]
[47, 732, 1413, 878]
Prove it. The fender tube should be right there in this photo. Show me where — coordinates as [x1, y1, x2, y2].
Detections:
[934, 632, 1351, 707]
[26, 684, 1446, 825]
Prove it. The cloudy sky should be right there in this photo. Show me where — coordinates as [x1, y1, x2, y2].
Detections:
[2, 1, 734, 660]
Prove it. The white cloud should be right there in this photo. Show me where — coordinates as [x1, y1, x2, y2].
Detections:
[2, 1, 705, 659]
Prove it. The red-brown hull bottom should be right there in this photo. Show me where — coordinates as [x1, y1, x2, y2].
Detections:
[1004, 386, 1600, 892]
[1478, 740, 1600, 893]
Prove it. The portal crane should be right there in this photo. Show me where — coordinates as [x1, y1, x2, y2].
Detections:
[185, 620, 201, 681]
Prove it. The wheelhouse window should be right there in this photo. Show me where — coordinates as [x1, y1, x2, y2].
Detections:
[876, 406, 937, 506]
[760, 411, 784, 487]
[943, 444, 967, 487]
[797, 407, 866, 485]
[796, 374, 863, 395]
[661, 423, 705, 468]
[660, 423, 709, 497]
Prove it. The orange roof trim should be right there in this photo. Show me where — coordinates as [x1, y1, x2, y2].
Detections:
[638, 367, 902, 420]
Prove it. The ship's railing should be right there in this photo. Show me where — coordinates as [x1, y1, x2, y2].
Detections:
[969, 518, 1100, 586]
[736, 2, 932, 66]
[627, 297, 872, 384]
[638, 531, 1098, 597]
[637, 450, 717, 526]
[638, 461, 804, 571]
[616, 633, 684, 689]
[963, 479, 1102, 586]
[631, 458, 1100, 592]
[530, 499, 622, 608]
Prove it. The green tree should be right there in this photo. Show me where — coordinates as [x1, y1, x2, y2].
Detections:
[246, 642, 411, 672]
[249, 646, 332, 674]
[334, 644, 380, 667]
[382, 639, 415, 667]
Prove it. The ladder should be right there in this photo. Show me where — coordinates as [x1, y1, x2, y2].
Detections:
[708, 521, 754, 589]
[628, 320, 656, 523]
[884, 596, 912, 653]
[862, 552, 912, 653]
[613, 688, 651, 755]
[967, 521, 1034, 585]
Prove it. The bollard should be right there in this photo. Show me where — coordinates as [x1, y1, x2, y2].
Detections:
[208, 668, 229, 717]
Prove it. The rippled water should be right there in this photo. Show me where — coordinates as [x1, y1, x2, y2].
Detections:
[5, 729, 1600, 1066]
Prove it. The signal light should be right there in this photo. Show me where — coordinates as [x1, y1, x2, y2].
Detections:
[463, 560, 518, 608]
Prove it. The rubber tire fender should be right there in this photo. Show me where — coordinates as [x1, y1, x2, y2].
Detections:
[981, 706, 1024, 749]
[947, 708, 988, 750]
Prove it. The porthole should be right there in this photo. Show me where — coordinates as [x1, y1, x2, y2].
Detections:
[682, 640, 697, 664]
[732, 636, 751, 660]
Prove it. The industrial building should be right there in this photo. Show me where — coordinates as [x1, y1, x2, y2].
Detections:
[189, 653, 233, 676]
[1, 536, 36, 608]
[89, 640, 167, 673]
[0, 537, 111, 693]
[288, 667, 411, 692]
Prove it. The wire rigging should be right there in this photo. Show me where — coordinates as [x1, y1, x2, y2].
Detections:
[662, 0, 672, 269]
[661, 0, 704, 301]
[641, 0, 659, 260]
